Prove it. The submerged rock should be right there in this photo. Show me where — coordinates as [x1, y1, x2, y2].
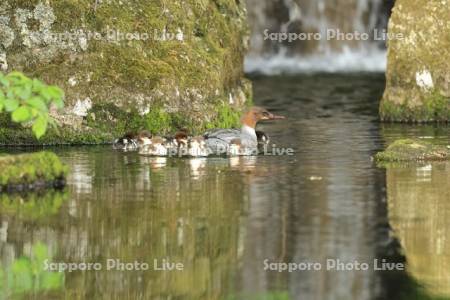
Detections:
[375, 139, 450, 162]
[0, 0, 251, 144]
[380, 0, 450, 122]
[0, 152, 68, 192]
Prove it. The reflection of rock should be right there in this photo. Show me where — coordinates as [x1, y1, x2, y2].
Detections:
[1, 149, 249, 298]
[386, 163, 450, 296]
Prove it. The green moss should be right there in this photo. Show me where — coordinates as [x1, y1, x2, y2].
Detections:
[375, 139, 450, 162]
[0, 152, 68, 187]
[206, 103, 241, 129]
[3, 0, 251, 144]
[380, 91, 450, 122]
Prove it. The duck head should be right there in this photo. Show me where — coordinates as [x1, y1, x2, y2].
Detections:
[241, 107, 285, 129]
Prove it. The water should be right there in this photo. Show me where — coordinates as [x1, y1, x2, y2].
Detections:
[245, 0, 393, 73]
[1, 73, 450, 299]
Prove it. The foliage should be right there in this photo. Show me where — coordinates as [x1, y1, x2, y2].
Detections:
[0, 72, 64, 139]
[0, 242, 64, 299]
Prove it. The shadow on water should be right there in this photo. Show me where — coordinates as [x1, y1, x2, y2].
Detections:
[1, 73, 450, 299]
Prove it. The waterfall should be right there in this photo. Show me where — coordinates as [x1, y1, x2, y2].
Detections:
[245, 0, 394, 74]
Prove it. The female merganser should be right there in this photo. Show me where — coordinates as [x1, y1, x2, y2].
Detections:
[256, 130, 270, 145]
[188, 136, 210, 157]
[204, 107, 284, 155]
[113, 131, 152, 151]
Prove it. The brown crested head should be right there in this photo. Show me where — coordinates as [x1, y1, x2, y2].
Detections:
[240, 106, 285, 128]
[123, 132, 137, 140]
[137, 130, 152, 139]
[174, 130, 189, 146]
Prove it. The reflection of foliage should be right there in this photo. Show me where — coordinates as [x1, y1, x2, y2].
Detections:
[0, 72, 64, 139]
[0, 190, 68, 220]
[227, 291, 290, 300]
[0, 242, 64, 299]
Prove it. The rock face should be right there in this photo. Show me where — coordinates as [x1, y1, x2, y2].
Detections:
[0, 0, 251, 143]
[380, 0, 450, 122]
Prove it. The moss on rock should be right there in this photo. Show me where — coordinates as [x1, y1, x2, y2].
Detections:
[375, 139, 450, 162]
[0, 0, 252, 144]
[380, 0, 450, 122]
[0, 151, 68, 190]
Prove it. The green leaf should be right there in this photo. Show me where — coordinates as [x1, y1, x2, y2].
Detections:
[17, 85, 32, 100]
[32, 116, 48, 139]
[12, 106, 32, 122]
[42, 86, 64, 108]
[32, 78, 45, 92]
[52, 96, 64, 109]
[4, 98, 19, 112]
[0, 76, 10, 88]
[47, 86, 64, 99]
[26, 97, 48, 112]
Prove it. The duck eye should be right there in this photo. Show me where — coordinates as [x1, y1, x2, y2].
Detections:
[262, 112, 269, 116]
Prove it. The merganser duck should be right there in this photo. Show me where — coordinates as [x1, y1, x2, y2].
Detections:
[188, 136, 210, 157]
[204, 107, 284, 155]
[162, 130, 190, 156]
[113, 131, 152, 151]
[256, 130, 270, 145]
[139, 136, 168, 156]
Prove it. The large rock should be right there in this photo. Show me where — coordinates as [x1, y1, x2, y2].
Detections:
[380, 0, 450, 122]
[0, 0, 251, 144]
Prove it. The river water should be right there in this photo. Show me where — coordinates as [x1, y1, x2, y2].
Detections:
[1, 73, 450, 300]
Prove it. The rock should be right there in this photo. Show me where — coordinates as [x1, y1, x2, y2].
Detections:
[0, 152, 68, 192]
[0, 0, 251, 144]
[380, 0, 450, 122]
[375, 139, 450, 162]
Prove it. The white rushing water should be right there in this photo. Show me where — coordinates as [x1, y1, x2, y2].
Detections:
[245, 0, 390, 74]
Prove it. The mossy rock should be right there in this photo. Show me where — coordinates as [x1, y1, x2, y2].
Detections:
[0, 151, 68, 191]
[380, 0, 450, 122]
[0, 0, 252, 144]
[375, 139, 450, 162]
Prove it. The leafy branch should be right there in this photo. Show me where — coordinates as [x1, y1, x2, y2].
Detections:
[0, 72, 64, 139]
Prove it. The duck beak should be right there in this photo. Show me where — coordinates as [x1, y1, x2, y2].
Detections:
[268, 113, 286, 120]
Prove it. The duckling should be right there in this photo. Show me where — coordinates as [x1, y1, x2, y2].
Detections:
[136, 130, 153, 146]
[113, 132, 139, 151]
[113, 131, 153, 151]
[188, 136, 210, 157]
[164, 130, 190, 157]
[139, 137, 168, 156]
